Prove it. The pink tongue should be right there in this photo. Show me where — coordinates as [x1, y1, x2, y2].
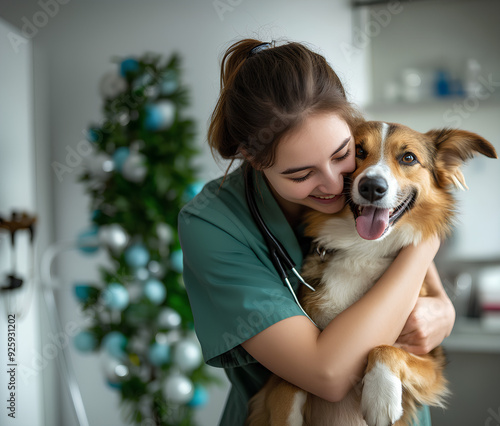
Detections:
[356, 206, 390, 240]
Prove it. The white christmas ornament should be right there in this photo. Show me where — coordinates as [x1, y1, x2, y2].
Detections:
[158, 307, 181, 329]
[134, 267, 149, 281]
[99, 71, 127, 99]
[87, 152, 114, 179]
[98, 224, 129, 253]
[148, 260, 166, 279]
[156, 223, 174, 246]
[163, 373, 194, 404]
[122, 152, 147, 183]
[173, 339, 203, 371]
[101, 355, 129, 382]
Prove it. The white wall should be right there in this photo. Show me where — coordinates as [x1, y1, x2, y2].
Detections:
[2, 1, 368, 425]
[0, 17, 46, 426]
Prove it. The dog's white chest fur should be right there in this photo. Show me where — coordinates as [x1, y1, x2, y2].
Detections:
[307, 215, 418, 330]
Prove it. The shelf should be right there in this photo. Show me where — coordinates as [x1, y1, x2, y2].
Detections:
[361, 94, 500, 115]
[442, 317, 500, 354]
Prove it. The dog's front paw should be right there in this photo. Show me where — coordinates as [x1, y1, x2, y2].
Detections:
[361, 362, 403, 426]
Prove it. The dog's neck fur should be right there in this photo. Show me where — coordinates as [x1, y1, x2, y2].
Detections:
[312, 207, 422, 261]
[302, 209, 424, 330]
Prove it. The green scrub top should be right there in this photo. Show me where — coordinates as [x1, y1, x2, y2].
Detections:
[178, 164, 431, 425]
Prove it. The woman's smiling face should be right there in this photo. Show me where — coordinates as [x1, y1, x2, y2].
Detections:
[262, 113, 355, 218]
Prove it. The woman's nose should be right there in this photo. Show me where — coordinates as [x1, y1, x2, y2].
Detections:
[317, 173, 343, 194]
[317, 159, 354, 194]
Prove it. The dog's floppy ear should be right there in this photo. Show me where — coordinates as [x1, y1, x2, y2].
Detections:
[426, 128, 497, 190]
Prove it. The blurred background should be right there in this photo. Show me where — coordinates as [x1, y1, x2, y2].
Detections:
[0, 0, 499, 425]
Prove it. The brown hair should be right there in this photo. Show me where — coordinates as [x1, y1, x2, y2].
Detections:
[208, 38, 363, 170]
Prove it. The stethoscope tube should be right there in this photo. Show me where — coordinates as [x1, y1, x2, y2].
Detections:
[244, 166, 317, 326]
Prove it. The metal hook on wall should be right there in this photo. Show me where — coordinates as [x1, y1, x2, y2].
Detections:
[0, 211, 37, 292]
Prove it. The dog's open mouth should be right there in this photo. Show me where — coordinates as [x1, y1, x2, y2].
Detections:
[351, 191, 416, 240]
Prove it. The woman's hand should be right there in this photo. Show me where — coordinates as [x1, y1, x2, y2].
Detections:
[395, 262, 456, 355]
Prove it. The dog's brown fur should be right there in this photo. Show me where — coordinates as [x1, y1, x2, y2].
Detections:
[246, 121, 497, 426]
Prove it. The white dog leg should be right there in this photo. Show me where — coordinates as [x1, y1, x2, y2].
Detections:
[287, 390, 307, 426]
[361, 361, 403, 426]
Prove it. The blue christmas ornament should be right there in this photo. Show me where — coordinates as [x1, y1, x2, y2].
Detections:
[73, 283, 99, 302]
[76, 226, 100, 255]
[144, 278, 166, 305]
[91, 209, 101, 222]
[144, 101, 175, 131]
[73, 331, 98, 353]
[102, 283, 130, 311]
[120, 58, 139, 77]
[106, 380, 122, 389]
[170, 249, 183, 273]
[112, 147, 130, 173]
[87, 128, 101, 143]
[148, 342, 170, 366]
[102, 331, 128, 358]
[188, 384, 209, 408]
[125, 244, 150, 269]
[183, 181, 205, 202]
[161, 69, 179, 95]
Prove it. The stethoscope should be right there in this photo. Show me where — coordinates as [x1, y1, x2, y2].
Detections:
[244, 166, 317, 325]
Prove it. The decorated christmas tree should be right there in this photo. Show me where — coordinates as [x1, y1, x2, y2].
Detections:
[73, 52, 214, 425]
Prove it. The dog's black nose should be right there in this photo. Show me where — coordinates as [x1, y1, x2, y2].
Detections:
[358, 176, 388, 202]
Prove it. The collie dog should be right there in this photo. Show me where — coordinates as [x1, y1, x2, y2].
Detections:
[247, 121, 497, 426]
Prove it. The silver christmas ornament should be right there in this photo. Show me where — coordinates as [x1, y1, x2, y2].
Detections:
[155, 332, 169, 345]
[158, 307, 182, 329]
[173, 339, 203, 372]
[98, 224, 129, 253]
[147, 260, 166, 279]
[156, 223, 174, 246]
[101, 355, 129, 382]
[99, 71, 127, 99]
[163, 373, 194, 404]
[87, 152, 114, 179]
[116, 111, 130, 126]
[144, 85, 161, 98]
[121, 152, 147, 183]
[134, 267, 149, 281]
[165, 330, 182, 346]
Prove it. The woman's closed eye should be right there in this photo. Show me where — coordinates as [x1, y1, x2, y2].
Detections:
[335, 148, 351, 162]
[290, 172, 312, 183]
[289, 149, 351, 183]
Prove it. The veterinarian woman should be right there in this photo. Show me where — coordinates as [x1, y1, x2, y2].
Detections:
[178, 39, 455, 425]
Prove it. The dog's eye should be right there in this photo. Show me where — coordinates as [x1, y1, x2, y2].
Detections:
[356, 145, 367, 159]
[400, 152, 418, 165]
